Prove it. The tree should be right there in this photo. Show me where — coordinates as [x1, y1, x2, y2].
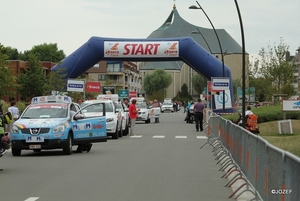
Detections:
[3, 46, 19, 60]
[144, 69, 172, 100]
[46, 68, 68, 93]
[17, 52, 47, 101]
[0, 44, 17, 99]
[173, 83, 192, 102]
[250, 38, 295, 100]
[19, 43, 65, 62]
[192, 73, 207, 96]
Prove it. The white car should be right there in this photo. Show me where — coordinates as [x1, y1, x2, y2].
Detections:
[161, 102, 174, 113]
[136, 102, 154, 123]
[82, 100, 122, 139]
[115, 102, 129, 136]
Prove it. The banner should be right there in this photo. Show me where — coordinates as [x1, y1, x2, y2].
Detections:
[214, 90, 232, 109]
[86, 81, 101, 93]
[102, 86, 115, 94]
[67, 80, 84, 92]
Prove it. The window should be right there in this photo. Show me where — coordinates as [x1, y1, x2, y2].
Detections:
[107, 63, 121, 72]
[98, 74, 106, 81]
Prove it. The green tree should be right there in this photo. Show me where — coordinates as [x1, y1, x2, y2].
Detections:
[17, 53, 47, 101]
[0, 44, 17, 99]
[144, 69, 172, 100]
[3, 46, 19, 60]
[251, 38, 295, 99]
[46, 68, 67, 93]
[19, 43, 65, 62]
[192, 73, 207, 96]
[173, 83, 192, 102]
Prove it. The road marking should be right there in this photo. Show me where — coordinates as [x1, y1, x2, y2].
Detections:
[175, 136, 187, 139]
[25, 197, 40, 201]
[152, 135, 165, 138]
[197, 136, 208, 139]
[129, 135, 142, 138]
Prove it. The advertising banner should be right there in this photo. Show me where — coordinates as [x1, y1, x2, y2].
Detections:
[102, 86, 115, 94]
[104, 41, 179, 58]
[214, 90, 232, 109]
[67, 80, 84, 92]
[86, 81, 101, 93]
[282, 100, 300, 111]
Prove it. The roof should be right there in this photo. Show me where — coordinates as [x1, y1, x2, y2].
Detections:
[148, 8, 244, 54]
[141, 6, 244, 71]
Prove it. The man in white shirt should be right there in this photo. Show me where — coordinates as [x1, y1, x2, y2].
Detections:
[8, 101, 19, 133]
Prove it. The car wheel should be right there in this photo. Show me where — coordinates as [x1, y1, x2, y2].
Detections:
[112, 123, 119, 139]
[118, 122, 123, 137]
[124, 124, 129, 136]
[63, 133, 73, 155]
[12, 148, 21, 156]
[161, 111, 164, 113]
[145, 116, 150, 124]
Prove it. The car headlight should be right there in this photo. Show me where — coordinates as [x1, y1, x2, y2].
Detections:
[106, 117, 114, 122]
[53, 123, 65, 133]
[12, 125, 20, 134]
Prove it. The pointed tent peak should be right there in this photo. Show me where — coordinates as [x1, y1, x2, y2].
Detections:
[173, 0, 176, 9]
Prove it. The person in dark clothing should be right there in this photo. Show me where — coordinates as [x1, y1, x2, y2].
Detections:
[193, 99, 205, 132]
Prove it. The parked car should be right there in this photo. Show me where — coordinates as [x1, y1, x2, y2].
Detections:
[82, 100, 122, 139]
[161, 102, 174, 113]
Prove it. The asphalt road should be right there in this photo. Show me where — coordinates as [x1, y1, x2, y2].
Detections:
[0, 111, 233, 201]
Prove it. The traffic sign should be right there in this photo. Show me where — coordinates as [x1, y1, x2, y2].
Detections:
[118, 89, 129, 98]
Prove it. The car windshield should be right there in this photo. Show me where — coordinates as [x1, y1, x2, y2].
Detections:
[136, 102, 147, 108]
[22, 104, 68, 119]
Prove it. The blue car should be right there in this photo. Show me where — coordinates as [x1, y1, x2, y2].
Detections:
[10, 95, 107, 156]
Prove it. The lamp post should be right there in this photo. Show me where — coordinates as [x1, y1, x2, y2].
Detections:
[234, 0, 246, 127]
[189, 1, 225, 113]
[191, 27, 213, 54]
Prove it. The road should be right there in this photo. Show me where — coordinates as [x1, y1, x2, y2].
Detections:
[0, 111, 233, 201]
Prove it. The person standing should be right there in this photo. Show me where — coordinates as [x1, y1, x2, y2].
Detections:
[8, 101, 19, 133]
[152, 99, 160, 123]
[129, 99, 139, 136]
[193, 98, 205, 132]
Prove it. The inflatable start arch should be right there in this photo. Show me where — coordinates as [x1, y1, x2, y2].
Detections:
[52, 36, 234, 112]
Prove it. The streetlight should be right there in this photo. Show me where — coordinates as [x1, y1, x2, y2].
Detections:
[191, 27, 212, 54]
[234, 0, 246, 127]
[189, 1, 225, 113]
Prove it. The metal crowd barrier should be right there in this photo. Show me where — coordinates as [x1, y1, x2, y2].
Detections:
[200, 111, 300, 201]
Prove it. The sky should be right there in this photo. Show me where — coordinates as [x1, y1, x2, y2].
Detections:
[1, 0, 299, 61]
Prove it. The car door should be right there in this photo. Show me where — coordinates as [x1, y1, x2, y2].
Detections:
[71, 102, 107, 144]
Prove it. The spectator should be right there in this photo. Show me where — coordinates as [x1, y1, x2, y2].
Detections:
[152, 99, 160, 123]
[8, 101, 19, 133]
[193, 99, 205, 132]
[129, 99, 139, 136]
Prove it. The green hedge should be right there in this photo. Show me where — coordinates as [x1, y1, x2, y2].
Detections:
[223, 105, 300, 123]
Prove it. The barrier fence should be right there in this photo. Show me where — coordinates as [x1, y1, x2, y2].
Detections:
[203, 111, 300, 201]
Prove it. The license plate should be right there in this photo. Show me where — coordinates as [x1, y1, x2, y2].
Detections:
[29, 144, 41, 149]
[26, 136, 44, 142]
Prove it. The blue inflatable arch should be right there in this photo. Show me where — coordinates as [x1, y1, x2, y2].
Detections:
[52, 36, 234, 112]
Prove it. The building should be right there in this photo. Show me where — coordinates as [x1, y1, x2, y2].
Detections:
[85, 60, 142, 94]
[2, 60, 54, 102]
[140, 4, 249, 98]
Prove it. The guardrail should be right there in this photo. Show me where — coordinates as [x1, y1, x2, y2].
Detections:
[201, 111, 299, 201]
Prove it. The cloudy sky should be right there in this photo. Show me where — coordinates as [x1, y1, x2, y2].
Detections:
[1, 0, 299, 60]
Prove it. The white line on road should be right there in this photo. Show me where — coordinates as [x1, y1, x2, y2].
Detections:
[25, 197, 40, 201]
[197, 136, 208, 139]
[152, 135, 165, 138]
[129, 135, 143, 138]
[175, 136, 187, 139]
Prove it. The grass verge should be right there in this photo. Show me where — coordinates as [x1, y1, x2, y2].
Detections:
[258, 119, 300, 157]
